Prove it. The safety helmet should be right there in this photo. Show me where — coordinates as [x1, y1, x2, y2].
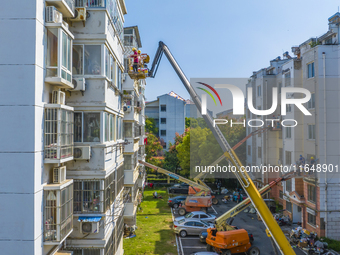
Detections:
[138, 50, 141, 54]
[311, 156, 314, 159]
[132, 47, 137, 51]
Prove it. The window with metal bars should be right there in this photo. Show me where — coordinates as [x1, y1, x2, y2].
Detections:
[73, 180, 104, 213]
[45, 107, 74, 160]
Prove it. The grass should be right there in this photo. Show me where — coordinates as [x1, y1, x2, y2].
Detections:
[123, 187, 178, 255]
[321, 237, 340, 252]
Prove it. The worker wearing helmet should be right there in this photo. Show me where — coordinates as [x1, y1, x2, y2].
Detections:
[130, 48, 139, 73]
[311, 156, 315, 165]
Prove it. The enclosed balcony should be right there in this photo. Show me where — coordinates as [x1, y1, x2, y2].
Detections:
[46, 0, 75, 18]
[44, 104, 74, 164]
[44, 180, 73, 245]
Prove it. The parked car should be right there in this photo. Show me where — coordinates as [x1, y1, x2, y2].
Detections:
[175, 211, 217, 223]
[199, 230, 254, 244]
[173, 219, 215, 237]
[169, 183, 190, 194]
[168, 196, 187, 208]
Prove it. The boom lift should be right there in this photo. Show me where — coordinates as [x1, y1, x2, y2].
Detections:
[133, 41, 295, 254]
[139, 160, 217, 215]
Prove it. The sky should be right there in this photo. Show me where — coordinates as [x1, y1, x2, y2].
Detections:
[124, 0, 340, 102]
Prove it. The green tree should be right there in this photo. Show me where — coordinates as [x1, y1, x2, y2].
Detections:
[145, 118, 158, 135]
[163, 132, 185, 174]
[185, 117, 198, 129]
[145, 133, 163, 172]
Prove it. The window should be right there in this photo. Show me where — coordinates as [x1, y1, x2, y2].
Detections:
[44, 184, 73, 242]
[124, 122, 133, 138]
[248, 145, 251, 156]
[286, 201, 292, 212]
[85, 45, 102, 75]
[161, 130, 166, 136]
[74, 180, 103, 213]
[308, 62, 315, 78]
[73, 45, 83, 75]
[104, 170, 116, 212]
[286, 179, 292, 192]
[161, 118, 166, 124]
[308, 212, 316, 226]
[160, 105, 166, 112]
[286, 104, 292, 113]
[116, 117, 123, 140]
[192, 215, 199, 219]
[185, 222, 195, 226]
[308, 125, 315, 140]
[279, 190, 283, 199]
[104, 112, 116, 142]
[258, 146, 262, 158]
[308, 93, 315, 109]
[45, 106, 74, 161]
[124, 154, 133, 170]
[284, 72, 291, 87]
[46, 28, 72, 83]
[257, 86, 261, 97]
[278, 82, 282, 94]
[279, 148, 283, 164]
[117, 67, 122, 90]
[285, 151, 292, 165]
[117, 165, 124, 193]
[200, 215, 208, 219]
[111, 55, 116, 83]
[163, 142, 167, 149]
[308, 185, 316, 203]
[286, 126, 291, 138]
[74, 112, 101, 142]
[195, 222, 205, 227]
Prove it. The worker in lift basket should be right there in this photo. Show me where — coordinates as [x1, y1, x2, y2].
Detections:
[130, 48, 139, 73]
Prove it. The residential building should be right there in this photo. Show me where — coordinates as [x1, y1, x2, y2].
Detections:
[246, 13, 340, 239]
[0, 0, 141, 254]
[145, 91, 187, 149]
[122, 26, 147, 226]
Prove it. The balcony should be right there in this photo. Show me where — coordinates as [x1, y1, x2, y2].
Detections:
[44, 104, 74, 164]
[44, 180, 73, 245]
[46, 0, 75, 18]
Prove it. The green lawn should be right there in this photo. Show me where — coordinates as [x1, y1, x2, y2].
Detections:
[123, 187, 178, 255]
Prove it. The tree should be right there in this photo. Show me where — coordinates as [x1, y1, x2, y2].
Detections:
[163, 132, 185, 174]
[145, 133, 163, 172]
[145, 118, 158, 135]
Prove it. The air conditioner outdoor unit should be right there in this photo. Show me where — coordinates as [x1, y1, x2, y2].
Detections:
[123, 104, 132, 113]
[74, 146, 91, 160]
[72, 78, 86, 91]
[52, 90, 66, 105]
[70, 7, 86, 22]
[80, 222, 99, 234]
[45, 6, 63, 23]
[53, 166, 66, 184]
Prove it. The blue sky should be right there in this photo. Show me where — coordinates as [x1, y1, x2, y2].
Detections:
[124, 0, 340, 101]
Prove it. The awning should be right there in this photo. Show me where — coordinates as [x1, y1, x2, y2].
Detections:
[78, 216, 102, 222]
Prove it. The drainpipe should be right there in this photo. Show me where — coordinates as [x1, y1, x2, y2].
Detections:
[265, 80, 269, 186]
[322, 52, 328, 237]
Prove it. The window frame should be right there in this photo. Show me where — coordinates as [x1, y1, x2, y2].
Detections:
[308, 124, 316, 140]
[308, 93, 315, 109]
[308, 62, 315, 78]
[307, 185, 316, 203]
[160, 105, 166, 112]
[73, 111, 102, 143]
[72, 44, 104, 76]
[160, 130, 166, 136]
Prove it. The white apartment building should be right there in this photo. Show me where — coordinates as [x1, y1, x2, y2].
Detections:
[122, 26, 147, 226]
[0, 0, 142, 254]
[246, 13, 340, 239]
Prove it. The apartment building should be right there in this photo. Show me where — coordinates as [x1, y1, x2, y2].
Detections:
[246, 13, 340, 239]
[145, 91, 187, 149]
[122, 26, 147, 226]
[0, 0, 139, 254]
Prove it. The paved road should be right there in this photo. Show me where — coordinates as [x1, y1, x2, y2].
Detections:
[171, 194, 305, 255]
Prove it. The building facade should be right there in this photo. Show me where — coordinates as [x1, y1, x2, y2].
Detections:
[0, 0, 148, 254]
[246, 13, 340, 239]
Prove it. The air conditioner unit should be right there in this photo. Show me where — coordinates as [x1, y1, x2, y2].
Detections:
[52, 90, 66, 105]
[80, 222, 99, 234]
[53, 166, 66, 184]
[72, 77, 86, 91]
[74, 146, 91, 160]
[45, 6, 63, 23]
[70, 7, 86, 22]
[123, 104, 132, 113]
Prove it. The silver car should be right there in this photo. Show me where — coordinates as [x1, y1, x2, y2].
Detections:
[173, 218, 215, 237]
[175, 211, 217, 223]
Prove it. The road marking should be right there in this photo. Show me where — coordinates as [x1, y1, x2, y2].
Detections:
[180, 237, 200, 240]
[178, 235, 184, 255]
[211, 205, 217, 214]
[171, 208, 181, 255]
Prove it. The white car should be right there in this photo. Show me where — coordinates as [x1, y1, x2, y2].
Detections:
[175, 211, 216, 223]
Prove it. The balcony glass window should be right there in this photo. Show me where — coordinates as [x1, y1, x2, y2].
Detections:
[105, 113, 110, 142]
[117, 165, 124, 193]
[46, 29, 72, 83]
[72, 45, 83, 75]
[74, 180, 104, 213]
[74, 112, 82, 142]
[110, 114, 115, 141]
[44, 184, 73, 242]
[45, 107, 74, 161]
[85, 45, 102, 75]
[84, 113, 101, 142]
[117, 66, 122, 90]
[124, 154, 133, 170]
[104, 170, 116, 212]
[111, 55, 116, 83]
[105, 46, 110, 78]
[124, 122, 133, 138]
[308, 62, 315, 78]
